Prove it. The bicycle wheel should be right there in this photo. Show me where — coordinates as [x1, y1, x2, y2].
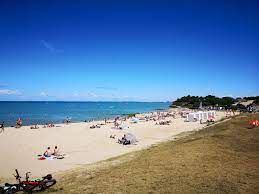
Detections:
[4, 187, 19, 194]
[0, 187, 4, 194]
[43, 179, 56, 189]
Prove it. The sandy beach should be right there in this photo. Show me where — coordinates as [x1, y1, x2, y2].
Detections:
[0, 110, 228, 181]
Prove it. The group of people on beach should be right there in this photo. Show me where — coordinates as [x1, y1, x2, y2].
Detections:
[43, 146, 60, 157]
[1, 118, 23, 132]
[0, 116, 72, 131]
[89, 117, 124, 129]
[43, 123, 55, 128]
[0, 118, 54, 131]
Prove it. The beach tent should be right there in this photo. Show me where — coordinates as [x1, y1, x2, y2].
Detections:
[144, 113, 152, 118]
[119, 124, 129, 130]
[131, 118, 139, 123]
[187, 111, 209, 122]
[125, 133, 137, 144]
[187, 113, 196, 122]
[208, 111, 216, 120]
[152, 112, 158, 116]
[195, 112, 201, 121]
[208, 111, 216, 119]
[203, 112, 208, 121]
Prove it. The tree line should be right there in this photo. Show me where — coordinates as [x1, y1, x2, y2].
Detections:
[171, 95, 259, 109]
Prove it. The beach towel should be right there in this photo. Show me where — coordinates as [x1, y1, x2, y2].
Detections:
[56, 155, 64, 159]
[45, 156, 55, 160]
[38, 155, 55, 160]
[38, 156, 46, 160]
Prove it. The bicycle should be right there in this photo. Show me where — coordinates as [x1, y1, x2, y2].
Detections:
[0, 169, 56, 194]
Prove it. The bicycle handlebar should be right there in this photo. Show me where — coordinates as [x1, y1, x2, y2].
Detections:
[25, 172, 31, 181]
[14, 169, 22, 183]
[15, 169, 19, 176]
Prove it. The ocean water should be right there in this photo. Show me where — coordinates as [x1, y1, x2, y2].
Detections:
[0, 101, 170, 126]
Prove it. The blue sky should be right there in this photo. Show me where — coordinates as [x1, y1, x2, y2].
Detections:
[0, 0, 258, 101]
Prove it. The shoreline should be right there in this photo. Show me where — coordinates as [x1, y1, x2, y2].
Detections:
[0, 109, 231, 181]
[0, 101, 170, 127]
[2, 108, 171, 128]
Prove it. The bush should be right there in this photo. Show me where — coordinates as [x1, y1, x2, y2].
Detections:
[127, 113, 136, 118]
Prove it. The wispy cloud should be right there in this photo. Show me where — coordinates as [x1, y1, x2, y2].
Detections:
[0, 89, 21, 95]
[72, 91, 99, 98]
[95, 86, 117, 91]
[87, 92, 98, 97]
[40, 40, 63, 53]
[40, 91, 56, 98]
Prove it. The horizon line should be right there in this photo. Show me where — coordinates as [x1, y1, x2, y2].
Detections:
[0, 100, 171, 103]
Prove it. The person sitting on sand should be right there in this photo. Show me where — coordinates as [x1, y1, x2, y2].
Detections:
[53, 146, 59, 156]
[53, 146, 65, 159]
[30, 124, 39, 129]
[90, 125, 95, 129]
[118, 134, 126, 144]
[90, 124, 100, 129]
[48, 123, 55, 128]
[110, 134, 116, 139]
[118, 134, 131, 145]
[16, 118, 22, 128]
[43, 147, 52, 157]
[156, 120, 171, 125]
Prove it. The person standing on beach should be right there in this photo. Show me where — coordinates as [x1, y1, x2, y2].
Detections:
[114, 117, 119, 128]
[0, 121, 4, 133]
[16, 118, 22, 128]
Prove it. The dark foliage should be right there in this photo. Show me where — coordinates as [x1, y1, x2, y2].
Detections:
[171, 95, 236, 109]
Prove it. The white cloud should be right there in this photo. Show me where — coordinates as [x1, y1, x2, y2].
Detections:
[0, 89, 21, 95]
[73, 92, 79, 97]
[87, 92, 98, 98]
[40, 91, 47, 96]
[39, 91, 55, 98]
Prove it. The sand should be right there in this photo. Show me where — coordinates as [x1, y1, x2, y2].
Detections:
[0, 111, 228, 180]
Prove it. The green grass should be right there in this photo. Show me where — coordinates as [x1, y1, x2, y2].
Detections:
[46, 113, 259, 193]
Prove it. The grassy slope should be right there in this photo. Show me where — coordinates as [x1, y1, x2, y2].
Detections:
[47, 114, 259, 194]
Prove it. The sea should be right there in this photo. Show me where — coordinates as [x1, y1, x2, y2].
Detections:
[0, 101, 170, 126]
